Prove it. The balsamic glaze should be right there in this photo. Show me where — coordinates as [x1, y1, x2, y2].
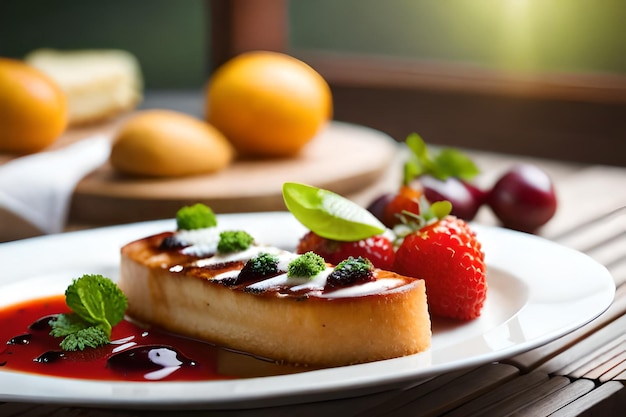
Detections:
[159, 235, 189, 250]
[28, 314, 57, 331]
[107, 345, 196, 372]
[7, 334, 30, 345]
[34, 351, 65, 363]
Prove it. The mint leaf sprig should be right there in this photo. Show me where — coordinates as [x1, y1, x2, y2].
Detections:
[49, 274, 128, 351]
[403, 133, 480, 185]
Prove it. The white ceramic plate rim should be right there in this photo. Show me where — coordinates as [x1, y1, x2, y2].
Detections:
[0, 212, 615, 409]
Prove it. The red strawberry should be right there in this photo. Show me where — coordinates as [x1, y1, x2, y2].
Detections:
[297, 231, 395, 270]
[393, 215, 486, 320]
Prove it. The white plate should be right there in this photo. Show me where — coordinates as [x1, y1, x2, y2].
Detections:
[0, 212, 615, 409]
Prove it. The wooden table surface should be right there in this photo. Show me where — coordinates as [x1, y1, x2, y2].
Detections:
[1, 95, 625, 416]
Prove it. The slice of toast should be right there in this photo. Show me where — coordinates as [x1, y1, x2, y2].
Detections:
[118, 231, 431, 367]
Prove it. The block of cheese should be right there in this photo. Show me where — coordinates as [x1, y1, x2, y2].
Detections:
[26, 48, 142, 125]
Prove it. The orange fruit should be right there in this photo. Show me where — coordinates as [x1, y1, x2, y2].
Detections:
[206, 51, 332, 157]
[0, 57, 68, 154]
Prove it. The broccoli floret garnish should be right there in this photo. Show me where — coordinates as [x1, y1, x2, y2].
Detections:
[325, 256, 375, 290]
[235, 252, 282, 285]
[288, 252, 326, 278]
[217, 230, 254, 253]
[176, 203, 217, 230]
[246, 252, 280, 276]
[335, 256, 373, 275]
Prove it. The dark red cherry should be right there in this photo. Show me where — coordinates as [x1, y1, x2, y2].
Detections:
[417, 175, 486, 221]
[366, 193, 394, 224]
[488, 164, 557, 233]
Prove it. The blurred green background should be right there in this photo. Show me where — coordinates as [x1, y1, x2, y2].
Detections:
[1, 0, 625, 89]
[292, 0, 626, 74]
[0, 0, 207, 88]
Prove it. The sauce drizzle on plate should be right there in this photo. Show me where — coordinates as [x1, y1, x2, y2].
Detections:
[0, 295, 306, 381]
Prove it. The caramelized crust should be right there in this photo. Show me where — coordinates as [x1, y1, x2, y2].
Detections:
[118, 232, 431, 367]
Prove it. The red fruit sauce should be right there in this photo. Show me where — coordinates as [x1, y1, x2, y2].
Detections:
[0, 295, 304, 382]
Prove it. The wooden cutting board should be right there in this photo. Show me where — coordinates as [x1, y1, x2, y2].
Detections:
[67, 120, 402, 227]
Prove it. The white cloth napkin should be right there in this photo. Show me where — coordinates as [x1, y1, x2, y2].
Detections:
[0, 136, 111, 235]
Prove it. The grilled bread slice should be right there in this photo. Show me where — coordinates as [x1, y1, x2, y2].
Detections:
[118, 231, 431, 367]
